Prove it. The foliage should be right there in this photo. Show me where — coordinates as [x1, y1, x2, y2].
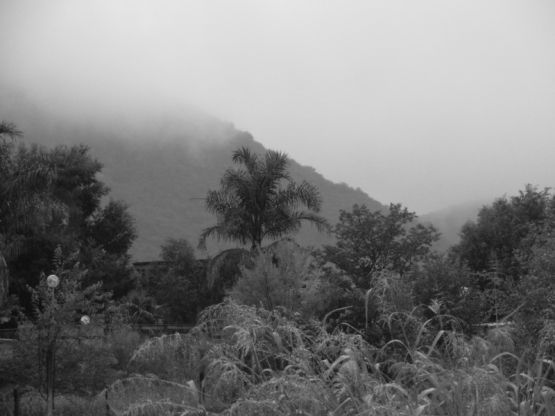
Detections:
[0, 124, 137, 314]
[299, 261, 368, 331]
[0, 247, 123, 402]
[117, 299, 555, 416]
[10, 296, 542, 415]
[204, 248, 250, 297]
[129, 333, 205, 385]
[140, 238, 208, 323]
[106, 324, 144, 370]
[411, 255, 486, 329]
[199, 146, 329, 250]
[450, 186, 555, 335]
[118, 290, 158, 325]
[0, 388, 46, 416]
[512, 230, 555, 350]
[86, 200, 137, 256]
[104, 376, 199, 414]
[79, 244, 136, 299]
[1, 124, 49, 310]
[161, 238, 196, 273]
[324, 203, 439, 289]
[4, 122, 555, 415]
[229, 239, 316, 312]
[454, 185, 554, 283]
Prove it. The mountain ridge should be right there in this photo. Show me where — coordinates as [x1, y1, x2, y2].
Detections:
[1, 94, 385, 260]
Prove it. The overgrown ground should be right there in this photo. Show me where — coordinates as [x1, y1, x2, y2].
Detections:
[2, 298, 554, 416]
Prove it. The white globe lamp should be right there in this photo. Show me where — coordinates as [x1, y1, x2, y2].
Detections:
[46, 274, 59, 288]
[80, 315, 91, 325]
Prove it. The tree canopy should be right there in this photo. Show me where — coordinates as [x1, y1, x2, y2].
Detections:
[453, 185, 555, 283]
[324, 203, 439, 289]
[199, 146, 329, 250]
[0, 122, 137, 311]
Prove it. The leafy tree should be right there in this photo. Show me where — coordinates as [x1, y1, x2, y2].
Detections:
[23, 247, 108, 415]
[324, 203, 439, 289]
[87, 200, 136, 256]
[4, 143, 108, 293]
[160, 238, 196, 274]
[81, 200, 137, 297]
[511, 222, 555, 348]
[199, 147, 329, 251]
[453, 185, 554, 284]
[0, 123, 137, 313]
[141, 238, 207, 323]
[1, 123, 58, 311]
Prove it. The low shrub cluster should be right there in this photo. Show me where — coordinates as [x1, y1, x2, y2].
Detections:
[94, 299, 554, 416]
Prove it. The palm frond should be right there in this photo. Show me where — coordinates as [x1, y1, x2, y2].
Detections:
[204, 247, 251, 288]
[199, 224, 246, 250]
[205, 189, 236, 215]
[264, 211, 330, 240]
[232, 147, 259, 174]
[274, 181, 322, 211]
[264, 150, 290, 181]
[0, 121, 22, 139]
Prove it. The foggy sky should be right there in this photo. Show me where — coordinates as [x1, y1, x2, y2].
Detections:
[1, 0, 555, 213]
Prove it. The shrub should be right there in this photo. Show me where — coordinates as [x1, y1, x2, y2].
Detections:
[57, 298, 555, 416]
[229, 239, 316, 313]
[103, 376, 199, 414]
[107, 325, 143, 370]
[129, 333, 205, 385]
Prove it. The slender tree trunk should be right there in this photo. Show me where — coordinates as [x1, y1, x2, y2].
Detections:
[0, 251, 8, 309]
[46, 341, 55, 416]
[13, 386, 19, 416]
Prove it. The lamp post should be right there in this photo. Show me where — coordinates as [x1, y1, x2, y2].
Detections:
[43, 273, 91, 416]
[45, 274, 59, 416]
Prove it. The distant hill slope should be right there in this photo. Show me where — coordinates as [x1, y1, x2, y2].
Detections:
[420, 201, 485, 252]
[1, 92, 384, 260]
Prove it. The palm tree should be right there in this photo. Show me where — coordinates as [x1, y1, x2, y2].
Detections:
[199, 147, 329, 251]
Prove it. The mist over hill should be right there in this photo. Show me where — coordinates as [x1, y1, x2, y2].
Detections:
[1, 91, 384, 260]
[420, 200, 485, 252]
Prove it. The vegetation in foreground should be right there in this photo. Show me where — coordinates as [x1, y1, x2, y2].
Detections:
[2, 293, 554, 415]
[0, 122, 554, 415]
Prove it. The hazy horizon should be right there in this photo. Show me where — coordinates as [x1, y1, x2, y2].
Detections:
[1, 0, 554, 213]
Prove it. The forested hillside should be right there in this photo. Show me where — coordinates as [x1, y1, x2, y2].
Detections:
[3, 98, 555, 416]
[0, 91, 383, 259]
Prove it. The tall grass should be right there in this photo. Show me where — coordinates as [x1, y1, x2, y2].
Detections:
[14, 297, 548, 416]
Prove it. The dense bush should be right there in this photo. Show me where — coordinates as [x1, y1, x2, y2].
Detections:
[113, 299, 555, 416]
[3, 295, 554, 416]
[229, 239, 316, 312]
